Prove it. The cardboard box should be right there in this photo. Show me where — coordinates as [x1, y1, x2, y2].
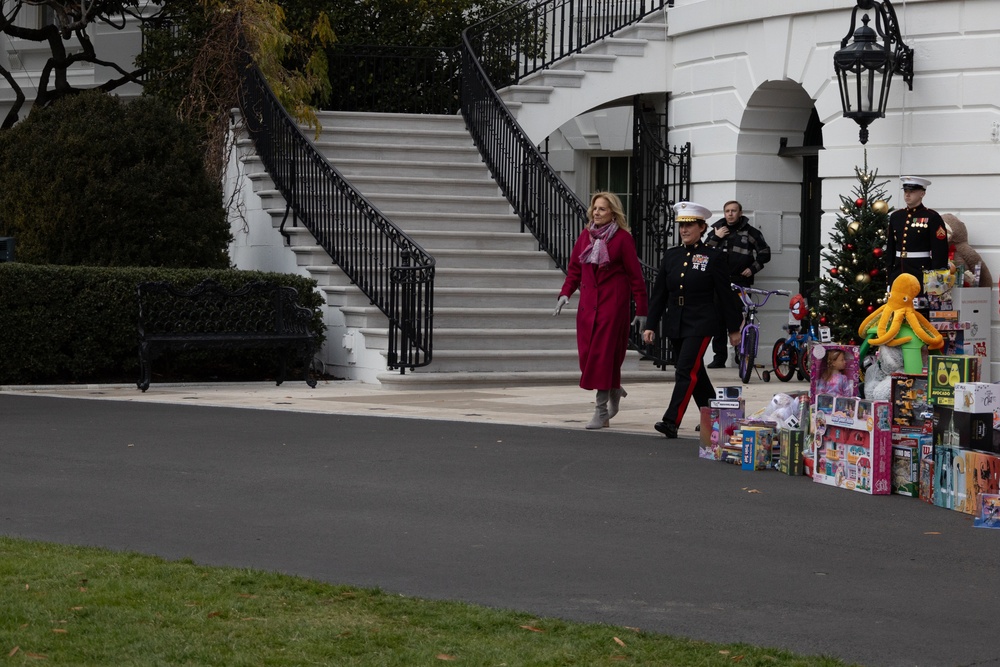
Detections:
[952, 287, 992, 382]
[701, 400, 746, 461]
[812, 397, 893, 495]
[953, 382, 1000, 431]
[892, 441, 920, 497]
[740, 423, 775, 471]
[919, 440, 935, 504]
[974, 493, 1000, 528]
[928, 355, 980, 406]
[952, 411, 993, 451]
[778, 428, 805, 475]
[890, 373, 933, 437]
[808, 344, 860, 400]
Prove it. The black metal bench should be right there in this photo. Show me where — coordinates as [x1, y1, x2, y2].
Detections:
[137, 279, 318, 391]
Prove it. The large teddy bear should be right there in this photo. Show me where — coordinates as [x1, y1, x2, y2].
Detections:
[942, 214, 993, 287]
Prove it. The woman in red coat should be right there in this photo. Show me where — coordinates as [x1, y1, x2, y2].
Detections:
[554, 192, 648, 429]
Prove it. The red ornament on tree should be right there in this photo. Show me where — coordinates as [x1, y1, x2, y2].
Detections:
[830, 267, 839, 277]
[869, 268, 879, 277]
[846, 244, 855, 251]
[866, 305, 875, 313]
[855, 198, 865, 207]
[873, 247, 883, 258]
[820, 316, 828, 325]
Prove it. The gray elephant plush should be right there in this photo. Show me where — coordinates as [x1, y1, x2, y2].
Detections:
[862, 345, 904, 401]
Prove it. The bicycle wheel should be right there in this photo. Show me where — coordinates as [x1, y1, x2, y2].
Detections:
[771, 339, 797, 382]
[799, 343, 813, 380]
[739, 327, 757, 384]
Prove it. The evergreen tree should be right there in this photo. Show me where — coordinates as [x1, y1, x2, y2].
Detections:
[815, 153, 891, 344]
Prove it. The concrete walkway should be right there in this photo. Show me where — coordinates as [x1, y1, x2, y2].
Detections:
[3, 370, 998, 667]
[0, 365, 802, 437]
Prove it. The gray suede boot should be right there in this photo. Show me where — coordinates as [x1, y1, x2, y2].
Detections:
[608, 387, 628, 419]
[586, 390, 610, 429]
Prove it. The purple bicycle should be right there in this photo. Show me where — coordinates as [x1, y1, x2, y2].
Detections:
[732, 284, 790, 384]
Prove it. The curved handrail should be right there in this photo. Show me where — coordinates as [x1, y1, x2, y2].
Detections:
[460, 0, 669, 362]
[237, 57, 434, 372]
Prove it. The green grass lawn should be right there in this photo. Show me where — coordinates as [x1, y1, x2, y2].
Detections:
[1, 536, 854, 666]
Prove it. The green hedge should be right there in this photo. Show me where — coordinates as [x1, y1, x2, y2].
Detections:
[0, 264, 326, 385]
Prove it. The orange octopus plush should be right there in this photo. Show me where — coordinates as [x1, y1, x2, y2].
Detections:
[859, 273, 944, 349]
[858, 274, 944, 374]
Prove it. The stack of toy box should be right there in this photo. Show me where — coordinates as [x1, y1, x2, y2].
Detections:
[699, 387, 746, 461]
[811, 394, 893, 495]
[739, 421, 778, 471]
[778, 427, 806, 475]
[804, 344, 861, 480]
[889, 373, 933, 497]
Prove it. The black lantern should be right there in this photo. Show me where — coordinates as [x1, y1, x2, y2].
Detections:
[833, 0, 914, 144]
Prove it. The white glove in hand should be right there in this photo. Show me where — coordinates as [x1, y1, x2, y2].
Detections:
[631, 315, 646, 330]
[553, 295, 569, 316]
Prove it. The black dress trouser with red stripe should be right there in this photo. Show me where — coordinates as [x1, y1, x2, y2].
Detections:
[663, 335, 716, 426]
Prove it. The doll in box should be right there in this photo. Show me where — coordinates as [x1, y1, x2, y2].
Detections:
[816, 349, 853, 397]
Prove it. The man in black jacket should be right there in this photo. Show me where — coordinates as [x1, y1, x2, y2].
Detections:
[703, 200, 771, 368]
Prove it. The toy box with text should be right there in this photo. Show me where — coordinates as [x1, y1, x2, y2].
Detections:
[890, 373, 933, 437]
[811, 394, 892, 495]
[891, 439, 921, 497]
[974, 494, 1000, 529]
[952, 287, 993, 382]
[919, 440, 935, 504]
[931, 447, 1000, 515]
[955, 382, 1000, 453]
[928, 355, 980, 407]
[739, 421, 777, 471]
[698, 398, 745, 461]
[808, 344, 860, 401]
[778, 428, 806, 475]
[923, 268, 956, 311]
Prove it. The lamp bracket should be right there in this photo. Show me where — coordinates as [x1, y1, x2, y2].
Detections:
[841, 0, 914, 90]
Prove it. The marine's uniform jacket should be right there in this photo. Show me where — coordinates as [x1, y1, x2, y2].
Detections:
[886, 204, 949, 284]
[646, 240, 742, 339]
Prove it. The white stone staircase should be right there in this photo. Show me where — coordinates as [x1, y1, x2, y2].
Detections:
[232, 10, 674, 389]
[497, 12, 670, 144]
[237, 111, 670, 388]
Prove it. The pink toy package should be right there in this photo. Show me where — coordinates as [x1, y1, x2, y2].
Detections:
[809, 344, 860, 400]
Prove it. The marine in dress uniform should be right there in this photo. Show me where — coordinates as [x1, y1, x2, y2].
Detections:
[886, 176, 949, 294]
[642, 202, 743, 439]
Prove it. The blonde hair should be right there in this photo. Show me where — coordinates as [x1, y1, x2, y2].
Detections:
[821, 349, 846, 382]
[588, 192, 630, 231]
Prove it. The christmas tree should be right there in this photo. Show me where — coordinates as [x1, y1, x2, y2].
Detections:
[814, 153, 891, 345]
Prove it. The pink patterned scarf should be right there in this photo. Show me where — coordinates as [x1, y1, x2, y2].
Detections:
[580, 222, 618, 267]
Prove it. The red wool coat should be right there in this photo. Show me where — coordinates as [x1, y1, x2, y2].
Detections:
[559, 226, 648, 390]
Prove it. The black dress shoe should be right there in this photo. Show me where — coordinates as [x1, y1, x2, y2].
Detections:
[707, 360, 726, 369]
[654, 421, 678, 438]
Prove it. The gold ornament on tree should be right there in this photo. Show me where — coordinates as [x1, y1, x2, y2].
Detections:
[847, 221, 861, 234]
[872, 200, 889, 215]
[856, 273, 871, 284]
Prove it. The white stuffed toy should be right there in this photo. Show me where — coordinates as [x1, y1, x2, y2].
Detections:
[862, 345, 905, 400]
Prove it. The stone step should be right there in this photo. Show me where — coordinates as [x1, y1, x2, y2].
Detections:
[362, 327, 576, 351]
[314, 111, 466, 133]
[342, 306, 575, 329]
[375, 357, 671, 390]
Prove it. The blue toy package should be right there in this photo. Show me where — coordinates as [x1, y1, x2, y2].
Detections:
[973, 494, 1000, 529]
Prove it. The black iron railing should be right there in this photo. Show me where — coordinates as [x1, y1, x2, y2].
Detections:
[238, 58, 434, 372]
[469, 0, 670, 90]
[630, 101, 690, 367]
[460, 0, 669, 361]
